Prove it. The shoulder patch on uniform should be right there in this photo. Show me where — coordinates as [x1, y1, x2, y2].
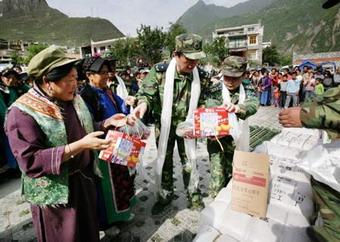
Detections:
[198, 68, 211, 79]
[155, 63, 168, 72]
[209, 82, 223, 93]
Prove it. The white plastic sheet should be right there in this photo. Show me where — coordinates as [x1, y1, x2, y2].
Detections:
[298, 143, 340, 193]
[193, 225, 221, 242]
[195, 127, 329, 242]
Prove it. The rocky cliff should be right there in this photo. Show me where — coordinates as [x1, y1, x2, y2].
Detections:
[0, 0, 123, 46]
[1, 0, 51, 16]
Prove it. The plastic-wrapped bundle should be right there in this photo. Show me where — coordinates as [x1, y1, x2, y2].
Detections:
[117, 119, 151, 139]
[175, 120, 195, 137]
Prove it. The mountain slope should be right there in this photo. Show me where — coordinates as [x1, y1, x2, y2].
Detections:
[177, 0, 229, 33]
[177, 0, 275, 33]
[178, 0, 340, 53]
[0, 0, 124, 46]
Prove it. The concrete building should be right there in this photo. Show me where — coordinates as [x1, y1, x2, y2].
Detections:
[80, 37, 127, 58]
[0, 39, 31, 65]
[213, 23, 270, 66]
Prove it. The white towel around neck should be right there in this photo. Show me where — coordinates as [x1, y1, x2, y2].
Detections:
[115, 74, 135, 112]
[222, 82, 246, 105]
[156, 57, 201, 196]
[222, 82, 250, 151]
[116, 74, 129, 100]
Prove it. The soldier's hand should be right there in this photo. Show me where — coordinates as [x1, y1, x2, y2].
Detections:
[125, 96, 136, 106]
[133, 102, 148, 119]
[279, 107, 303, 127]
[126, 114, 137, 126]
[224, 103, 240, 113]
[103, 113, 127, 128]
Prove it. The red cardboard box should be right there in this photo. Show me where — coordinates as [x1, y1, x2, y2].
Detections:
[194, 107, 230, 137]
[99, 130, 146, 168]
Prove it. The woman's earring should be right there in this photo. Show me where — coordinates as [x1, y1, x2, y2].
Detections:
[48, 85, 53, 94]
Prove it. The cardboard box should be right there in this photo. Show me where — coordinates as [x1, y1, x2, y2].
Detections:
[231, 150, 269, 218]
[194, 107, 229, 137]
[99, 130, 146, 168]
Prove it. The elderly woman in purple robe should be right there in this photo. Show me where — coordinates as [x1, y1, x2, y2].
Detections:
[4, 46, 132, 242]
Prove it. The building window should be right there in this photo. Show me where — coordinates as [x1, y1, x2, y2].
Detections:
[248, 27, 255, 32]
[229, 37, 247, 48]
[249, 35, 257, 45]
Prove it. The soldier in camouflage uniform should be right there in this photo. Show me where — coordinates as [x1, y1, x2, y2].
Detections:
[279, 87, 340, 242]
[202, 56, 259, 198]
[134, 33, 210, 215]
[279, 1, 340, 240]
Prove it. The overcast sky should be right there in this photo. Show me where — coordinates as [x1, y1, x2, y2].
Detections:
[46, 0, 248, 36]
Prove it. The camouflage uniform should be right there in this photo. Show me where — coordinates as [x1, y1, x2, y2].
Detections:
[135, 34, 210, 211]
[300, 86, 340, 139]
[286, 2, 340, 241]
[300, 86, 340, 242]
[202, 56, 259, 197]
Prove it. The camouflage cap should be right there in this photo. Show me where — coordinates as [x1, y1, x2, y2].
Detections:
[322, 0, 339, 9]
[221, 56, 247, 77]
[175, 33, 206, 60]
[28, 46, 78, 79]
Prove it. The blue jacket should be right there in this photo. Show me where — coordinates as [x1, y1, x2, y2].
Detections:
[79, 83, 129, 121]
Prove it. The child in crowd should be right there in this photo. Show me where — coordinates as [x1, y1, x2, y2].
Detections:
[279, 74, 288, 108]
[273, 85, 280, 107]
[314, 78, 324, 96]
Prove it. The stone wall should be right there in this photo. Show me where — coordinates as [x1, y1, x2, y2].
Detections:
[293, 51, 340, 66]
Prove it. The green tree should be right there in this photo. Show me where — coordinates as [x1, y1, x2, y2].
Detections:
[10, 51, 25, 65]
[262, 46, 280, 66]
[24, 43, 48, 64]
[164, 22, 187, 56]
[204, 36, 229, 66]
[279, 53, 292, 66]
[136, 24, 166, 65]
[263, 46, 292, 66]
[109, 38, 139, 67]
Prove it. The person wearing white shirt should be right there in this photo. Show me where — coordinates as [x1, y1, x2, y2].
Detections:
[284, 72, 300, 108]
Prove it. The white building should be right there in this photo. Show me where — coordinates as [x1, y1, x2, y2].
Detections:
[213, 23, 270, 65]
[80, 37, 127, 58]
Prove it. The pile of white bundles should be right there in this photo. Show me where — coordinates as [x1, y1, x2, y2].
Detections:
[195, 128, 339, 242]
